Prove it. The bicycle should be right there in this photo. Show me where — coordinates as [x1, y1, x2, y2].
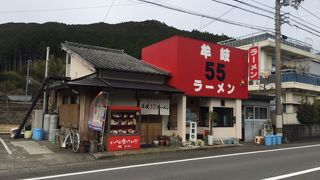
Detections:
[62, 129, 80, 152]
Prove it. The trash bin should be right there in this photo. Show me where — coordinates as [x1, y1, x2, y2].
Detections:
[32, 128, 43, 141]
[276, 135, 282, 145]
[264, 135, 272, 146]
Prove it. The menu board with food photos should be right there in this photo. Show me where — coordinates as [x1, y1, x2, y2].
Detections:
[109, 112, 138, 135]
[107, 106, 141, 151]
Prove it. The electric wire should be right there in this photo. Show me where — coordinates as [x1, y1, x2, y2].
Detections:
[286, 17, 320, 36]
[210, 0, 274, 19]
[299, 5, 320, 21]
[134, 0, 275, 33]
[287, 22, 320, 39]
[231, 0, 275, 15]
[102, 0, 116, 22]
[0, 3, 140, 14]
[200, 2, 240, 30]
[247, 0, 274, 9]
[229, 0, 320, 40]
[235, 0, 320, 30]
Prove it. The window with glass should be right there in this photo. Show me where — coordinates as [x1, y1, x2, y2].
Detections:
[244, 106, 254, 119]
[62, 94, 79, 104]
[254, 107, 268, 119]
[213, 107, 234, 127]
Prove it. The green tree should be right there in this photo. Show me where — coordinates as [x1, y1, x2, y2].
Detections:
[296, 100, 318, 124]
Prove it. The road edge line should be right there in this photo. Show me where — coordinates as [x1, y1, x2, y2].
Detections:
[0, 137, 12, 155]
[261, 166, 320, 180]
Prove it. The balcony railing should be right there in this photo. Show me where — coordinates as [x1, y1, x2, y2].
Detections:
[219, 32, 312, 52]
[260, 71, 320, 86]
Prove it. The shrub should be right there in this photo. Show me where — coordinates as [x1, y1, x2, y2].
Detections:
[296, 101, 318, 124]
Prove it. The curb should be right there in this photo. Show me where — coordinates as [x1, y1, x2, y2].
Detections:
[92, 143, 244, 160]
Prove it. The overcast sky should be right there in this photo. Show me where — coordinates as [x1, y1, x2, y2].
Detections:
[2, 0, 320, 51]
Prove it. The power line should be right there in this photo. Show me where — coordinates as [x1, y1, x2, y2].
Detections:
[210, 0, 274, 19]
[102, 0, 116, 22]
[299, 5, 320, 21]
[234, 0, 320, 37]
[242, 0, 320, 30]
[287, 22, 320, 39]
[231, 0, 274, 15]
[134, 0, 274, 32]
[200, 2, 240, 30]
[0, 3, 140, 14]
[247, 0, 274, 9]
[287, 17, 320, 36]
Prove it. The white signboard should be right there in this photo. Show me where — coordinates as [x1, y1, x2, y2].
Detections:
[140, 98, 170, 115]
[189, 122, 197, 142]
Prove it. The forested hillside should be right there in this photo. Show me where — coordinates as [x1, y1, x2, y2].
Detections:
[0, 20, 230, 95]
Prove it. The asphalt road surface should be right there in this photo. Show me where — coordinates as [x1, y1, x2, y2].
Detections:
[25, 143, 320, 180]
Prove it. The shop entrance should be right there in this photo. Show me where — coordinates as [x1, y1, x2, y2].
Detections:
[243, 106, 269, 142]
[140, 115, 162, 144]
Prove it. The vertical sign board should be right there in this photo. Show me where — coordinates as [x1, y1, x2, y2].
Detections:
[249, 46, 259, 80]
[189, 122, 197, 142]
[142, 36, 248, 99]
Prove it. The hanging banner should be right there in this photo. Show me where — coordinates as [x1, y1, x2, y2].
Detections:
[88, 91, 107, 131]
[249, 46, 259, 80]
[159, 99, 170, 115]
[140, 98, 170, 115]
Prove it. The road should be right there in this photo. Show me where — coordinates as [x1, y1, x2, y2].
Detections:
[21, 142, 320, 180]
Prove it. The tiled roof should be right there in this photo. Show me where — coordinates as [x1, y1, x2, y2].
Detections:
[61, 42, 169, 76]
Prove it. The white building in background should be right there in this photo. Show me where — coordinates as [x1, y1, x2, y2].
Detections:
[220, 32, 320, 141]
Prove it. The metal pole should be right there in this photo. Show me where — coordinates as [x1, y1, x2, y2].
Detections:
[275, 0, 283, 135]
[43, 47, 50, 113]
[25, 60, 31, 99]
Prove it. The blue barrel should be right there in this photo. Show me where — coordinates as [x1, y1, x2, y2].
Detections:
[264, 136, 272, 146]
[271, 135, 277, 145]
[32, 128, 43, 141]
[276, 135, 282, 145]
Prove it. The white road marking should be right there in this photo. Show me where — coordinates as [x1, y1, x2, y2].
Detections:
[0, 137, 12, 155]
[261, 166, 320, 180]
[23, 144, 320, 180]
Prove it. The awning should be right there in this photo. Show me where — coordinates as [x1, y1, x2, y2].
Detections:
[66, 78, 108, 88]
[65, 78, 182, 93]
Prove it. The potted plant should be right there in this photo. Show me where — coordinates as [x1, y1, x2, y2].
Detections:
[208, 111, 218, 145]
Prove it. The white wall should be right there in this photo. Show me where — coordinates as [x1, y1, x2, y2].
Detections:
[173, 96, 242, 142]
[161, 115, 177, 136]
[68, 53, 95, 79]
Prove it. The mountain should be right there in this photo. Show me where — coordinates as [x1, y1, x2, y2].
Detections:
[0, 20, 230, 95]
[0, 20, 229, 72]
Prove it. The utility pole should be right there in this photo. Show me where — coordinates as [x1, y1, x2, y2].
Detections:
[275, 0, 304, 135]
[275, 0, 282, 135]
[43, 47, 50, 114]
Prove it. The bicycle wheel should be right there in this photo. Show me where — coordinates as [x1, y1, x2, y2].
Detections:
[72, 132, 80, 152]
